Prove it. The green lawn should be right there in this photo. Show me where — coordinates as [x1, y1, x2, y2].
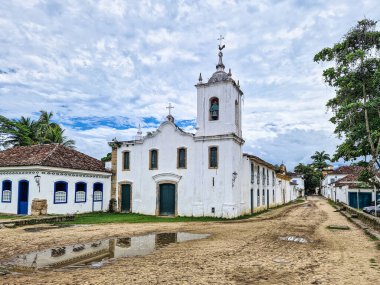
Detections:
[61, 212, 241, 224]
[61, 199, 305, 225]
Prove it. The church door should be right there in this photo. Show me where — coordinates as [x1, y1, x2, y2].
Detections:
[18, 180, 29, 215]
[159, 184, 175, 216]
[121, 184, 131, 212]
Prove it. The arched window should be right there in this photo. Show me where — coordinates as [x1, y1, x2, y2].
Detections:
[54, 181, 68, 204]
[75, 182, 87, 203]
[149, 149, 158, 170]
[2, 180, 12, 203]
[209, 97, 219, 121]
[93, 183, 103, 202]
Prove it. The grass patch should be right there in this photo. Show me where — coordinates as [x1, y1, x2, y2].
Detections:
[327, 199, 339, 209]
[327, 225, 350, 230]
[370, 258, 377, 264]
[60, 212, 239, 225]
[59, 199, 304, 225]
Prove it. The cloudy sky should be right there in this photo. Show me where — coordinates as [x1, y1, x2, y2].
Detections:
[0, 0, 379, 169]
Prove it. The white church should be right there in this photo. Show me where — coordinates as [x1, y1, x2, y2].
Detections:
[110, 44, 300, 218]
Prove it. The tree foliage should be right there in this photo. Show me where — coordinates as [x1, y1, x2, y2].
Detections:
[314, 18, 380, 185]
[294, 163, 321, 194]
[0, 111, 75, 149]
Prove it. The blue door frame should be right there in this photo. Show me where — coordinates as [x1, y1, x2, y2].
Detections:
[18, 180, 29, 215]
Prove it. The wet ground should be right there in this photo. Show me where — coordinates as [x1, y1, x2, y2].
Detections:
[0, 197, 379, 284]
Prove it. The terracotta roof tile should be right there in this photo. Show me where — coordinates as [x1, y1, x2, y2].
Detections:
[0, 144, 109, 173]
[330, 166, 364, 175]
[243, 153, 276, 170]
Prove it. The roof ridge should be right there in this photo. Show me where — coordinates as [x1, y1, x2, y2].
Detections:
[39, 144, 60, 165]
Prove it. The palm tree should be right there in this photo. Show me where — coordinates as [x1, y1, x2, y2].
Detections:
[44, 125, 75, 148]
[0, 115, 39, 147]
[311, 151, 331, 171]
[311, 151, 331, 195]
[0, 111, 75, 149]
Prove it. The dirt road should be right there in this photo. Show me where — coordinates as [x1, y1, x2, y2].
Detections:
[1, 197, 379, 284]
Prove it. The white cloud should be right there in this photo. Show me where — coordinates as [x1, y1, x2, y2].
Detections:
[1, 0, 378, 167]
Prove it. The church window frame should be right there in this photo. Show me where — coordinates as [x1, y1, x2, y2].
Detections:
[209, 97, 219, 121]
[54, 181, 68, 204]
[208, 146, 218, 169]
[122, 151, 130, 171]
[177, 147, 187, 169]
[2, 180, 12, 203]
[149, 149, 159, 170]
[75, 182, 87, 203]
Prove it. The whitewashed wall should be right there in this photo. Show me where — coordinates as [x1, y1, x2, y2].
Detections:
[0, 166, 111, 215]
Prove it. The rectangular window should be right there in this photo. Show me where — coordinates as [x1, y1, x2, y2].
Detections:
[257, 166, 260, 184]
[209, 146, 218, 168]
[75, 182, 87, 203]
[262, 168, 265, 185]
[149, 149, 158, 170]
[272, 172, 275, 186]
[262, 189, 265, 205]
[177, 148, 187, 169]
[93, 191, 103, 201]
[250, 163, 254, 184]
[267, 169, 269, 185]
[55, 191, 67, 203]
[273, 189, 275, 202]
[122, 151, 130, 170]
[257, 189, 260, 206]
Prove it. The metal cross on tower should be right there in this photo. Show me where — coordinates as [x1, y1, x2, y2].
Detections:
[166, 103, 174, 115]
[217, 35, 224, 46]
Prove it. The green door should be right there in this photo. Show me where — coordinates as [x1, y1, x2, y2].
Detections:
[348, 192, 372, 209]
[159, 184, 175, 216]
[121, 184, 131, 212]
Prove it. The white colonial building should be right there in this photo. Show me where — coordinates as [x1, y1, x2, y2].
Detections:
[0, 144, 111, 215]
[321, 165, 377, 209]
[111, 46, 301, 218]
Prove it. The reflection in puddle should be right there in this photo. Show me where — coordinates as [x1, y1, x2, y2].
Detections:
[1, 232, 209, 273]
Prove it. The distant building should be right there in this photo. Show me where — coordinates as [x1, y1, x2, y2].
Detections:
[0, 144, 111, 215]
[321, 166, 377, 209]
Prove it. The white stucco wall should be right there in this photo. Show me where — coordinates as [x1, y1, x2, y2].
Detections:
[0, 166, 111, 215]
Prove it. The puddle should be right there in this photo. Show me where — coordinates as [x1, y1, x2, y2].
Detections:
[0, 232, 209, 274]
[279, 236, 308, 243]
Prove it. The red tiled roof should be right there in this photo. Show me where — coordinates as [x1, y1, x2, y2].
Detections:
[330, 166, 364, 175]
[0, 144, 109, 173]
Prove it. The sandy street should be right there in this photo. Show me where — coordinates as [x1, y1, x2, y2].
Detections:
[1, 197, 379, 285]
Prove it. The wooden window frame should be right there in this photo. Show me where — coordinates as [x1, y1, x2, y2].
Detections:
[122, 151, 130, 171]
[75, 182, 87, 203]
[149, 149, 159, 170]
[177, 147, 187, 169]
[208, 146, 219, 169]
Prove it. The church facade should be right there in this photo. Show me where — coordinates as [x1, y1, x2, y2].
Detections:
[110, 46, 300, 218]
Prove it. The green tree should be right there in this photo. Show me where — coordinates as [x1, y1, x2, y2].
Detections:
[294, 163, 321, 194]
[314, 19, 380, 187]
[101, 152, 112, 162]
[311, 151, 331, 171]
[0, 111, 75, 149]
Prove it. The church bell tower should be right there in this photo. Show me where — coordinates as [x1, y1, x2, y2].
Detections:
[195, 39, 244, 142]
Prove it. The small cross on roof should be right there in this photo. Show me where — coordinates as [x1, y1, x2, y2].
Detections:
[166, 103, 174, 116]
